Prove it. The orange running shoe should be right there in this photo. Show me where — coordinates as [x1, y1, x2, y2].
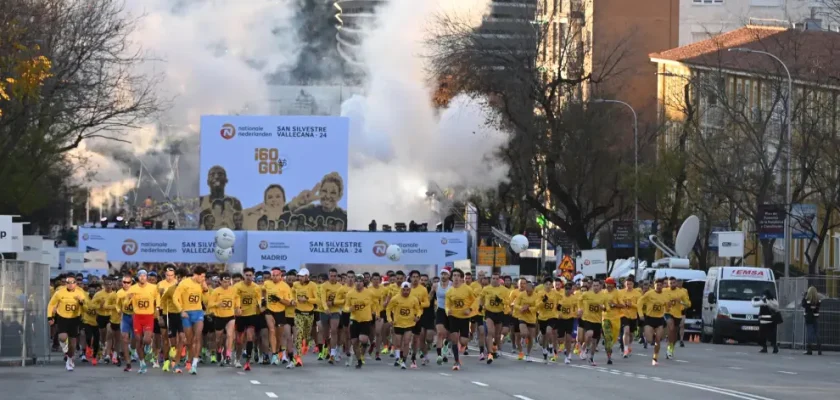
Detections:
[85, 347, 93, 359]
[294, 355, 303, 367]
[186, 362, 192, 373]
[91, 357, 98, 366]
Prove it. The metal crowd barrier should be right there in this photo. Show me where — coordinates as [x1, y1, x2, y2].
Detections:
[776, 276, 840, 351]
[0, 260, 51, 366]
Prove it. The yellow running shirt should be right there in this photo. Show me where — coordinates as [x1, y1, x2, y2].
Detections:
[345, 288, 375, 322]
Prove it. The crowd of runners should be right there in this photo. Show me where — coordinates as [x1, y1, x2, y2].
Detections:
[46, 264, 692, 374]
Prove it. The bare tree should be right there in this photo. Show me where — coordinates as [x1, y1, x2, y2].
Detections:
[0, 0, 163, 222]
[670, 28, 839, 271]
[428, 4, 634, 249]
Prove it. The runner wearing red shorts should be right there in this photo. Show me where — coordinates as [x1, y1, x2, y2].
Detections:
[127, 269, 161, 374]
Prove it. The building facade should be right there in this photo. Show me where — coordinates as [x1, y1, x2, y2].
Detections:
[650, 25, 840, 272]
[679, 0, 835, 45]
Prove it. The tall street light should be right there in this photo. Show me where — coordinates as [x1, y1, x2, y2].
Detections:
[728, 47, 793, 278]
[593, 98, 639, 278]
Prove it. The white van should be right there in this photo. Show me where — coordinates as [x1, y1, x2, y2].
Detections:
[700, 267, 777, 344]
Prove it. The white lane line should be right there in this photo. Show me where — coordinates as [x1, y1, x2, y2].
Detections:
[610, 369, 622, 373]
[659, 380, 767, 400]
[514, 396, 534, 400]
[439, 372, 451, 376]
[265, 393, 278, 399]
[728, 366, 743, 370]
[610, 371, 622, 375]
[472, 381, 489, 387]
[663, 380, 776, 400]
[236, 372, 245, 375]
[637, 353, 649, 357]
[637, 375, 647, 378]
[250, 380, 261, 385]
[675, 359, 689, 363]
[778, 371, 797, 375]
[735, 352, 748, 355]
[783, 357, 795, 360]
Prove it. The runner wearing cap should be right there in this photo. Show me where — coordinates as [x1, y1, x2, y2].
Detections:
[432, 266, 452, 364]
[386, 281, 422, 369]
[292, 268, 318, 367]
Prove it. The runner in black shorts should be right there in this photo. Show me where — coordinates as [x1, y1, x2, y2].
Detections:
[638, 278, 669, 365]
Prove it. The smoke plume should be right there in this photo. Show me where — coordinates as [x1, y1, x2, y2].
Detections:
[71, 0, 301, 210]
[343, 0, 509, 229]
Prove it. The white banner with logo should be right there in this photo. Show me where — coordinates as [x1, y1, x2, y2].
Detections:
[0, 215, 12, 252]
[247, 231, 467, 268]
[78, 228, 248, 263]
[79, 228, 467, 265]
[63, 251, 108, 271]
[716, 231, 745, 258]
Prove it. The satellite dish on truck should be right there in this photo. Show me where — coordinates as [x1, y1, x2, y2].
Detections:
[648, 215, 699, 259]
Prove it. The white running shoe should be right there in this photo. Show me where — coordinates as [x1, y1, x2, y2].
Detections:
[234, 359, 242, 368]
[65, 359, 73, 371]
[564, 356, 571, 365]
[152, 360, 160, 369]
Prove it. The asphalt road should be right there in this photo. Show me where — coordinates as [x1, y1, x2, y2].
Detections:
[2, 342, 837, 400]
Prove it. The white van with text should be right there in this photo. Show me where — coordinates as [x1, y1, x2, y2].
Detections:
[701, 267, 777, 344]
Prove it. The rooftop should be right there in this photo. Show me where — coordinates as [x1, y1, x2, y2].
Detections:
[650, 25, 840, 84]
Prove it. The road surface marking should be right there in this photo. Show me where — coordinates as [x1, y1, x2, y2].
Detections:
[783, 357, 794, 360]
[663, 380, 776, 400]
[439, 372, 451, 376]
[472, 381, 489, 387]
[728, 367, 743, 370]
[778, 371, 797, 375]
[735, 352, 748, 355]
[661, 380, 773, 400]
[676, 360, 689, 363]
[236, 372, 245, 375]
[265, 393, 278, 398]
[250, 380, 260, 385]
[610, 369, 621, 373]
[514, 396, 534, 400]
[637, 353, 649, 357]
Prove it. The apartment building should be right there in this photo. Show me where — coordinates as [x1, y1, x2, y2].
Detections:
[680, 0, 835, 45]
[650, 24, 840, 271]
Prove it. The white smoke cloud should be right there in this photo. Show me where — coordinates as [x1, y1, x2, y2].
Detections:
[343, 0, 509, 230]
[72, 0, 300, 208]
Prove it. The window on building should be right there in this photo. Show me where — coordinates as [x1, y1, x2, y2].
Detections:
[834, 235, 840, 269]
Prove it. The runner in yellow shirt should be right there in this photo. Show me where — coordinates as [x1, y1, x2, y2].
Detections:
[578, 279, 610, 366]
[292, 268, 318, 367]
[602, 277, 623, 365]
[386, 281, 422, 369]
[513, 281, 540, 360]
[319, 267, 345, 363]
[666, 277, 691, 359]
[344, 274, 375, 369]
[232, 267, 263, 371]
[407, 269, 431, 367]
[263, 268, 293, 365]
[537, 278, 562, 361]
[479, 272, 510, 364]
[556, 281, 579, 364]
[618, 275, 642, 358]
[172, 266, 208, 374]
[638, 278, 671, 365]
[367, 273, 388, 360]
[445, 269, 476, 371]
[48, 274, 88, 371]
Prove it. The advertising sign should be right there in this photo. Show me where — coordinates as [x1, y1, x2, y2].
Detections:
[716, 231, 745, 258]
[758, 204, 785, 239]
[611, 221, 634, 249]
[477, 246, 508, 266]
[78, 228, 248, 263]
[199, 115, 349, 232]
[791, 204, 817, 239]
[78, 228, 467, 266]
[247, 231, 468, 268]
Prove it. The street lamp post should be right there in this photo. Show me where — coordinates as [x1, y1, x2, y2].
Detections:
[728, 48, 793, 278]
[594, 99, 639, 278]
